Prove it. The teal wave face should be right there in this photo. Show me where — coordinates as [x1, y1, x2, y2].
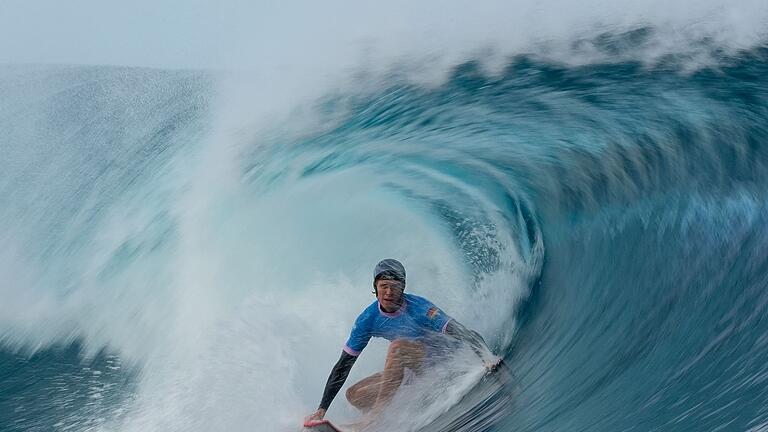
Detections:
[1, 44, 768, 431]
[285, 47, 768, 432]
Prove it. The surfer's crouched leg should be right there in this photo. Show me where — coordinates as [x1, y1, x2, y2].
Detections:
[346, 339, 425, 413]
[346, 371, 383, 412]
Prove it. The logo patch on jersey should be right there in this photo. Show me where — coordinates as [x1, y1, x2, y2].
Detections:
[427, 307, 439, 319]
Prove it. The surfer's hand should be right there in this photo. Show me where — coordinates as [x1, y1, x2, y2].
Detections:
[483, 356, 503, 372]
[306, 408, 326, 422]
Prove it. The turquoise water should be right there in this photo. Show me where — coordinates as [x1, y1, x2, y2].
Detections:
[2, 37, 768, 431]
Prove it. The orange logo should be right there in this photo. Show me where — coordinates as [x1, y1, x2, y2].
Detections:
[427, 307, 439, 319]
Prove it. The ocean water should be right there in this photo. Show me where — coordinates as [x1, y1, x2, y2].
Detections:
[2, 22, 768, 432]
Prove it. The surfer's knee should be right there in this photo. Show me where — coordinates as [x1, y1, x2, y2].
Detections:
[388, 339, 420, 354]
[388, 339, 407, 356]
[390, 339, 425, 355]
[387, 340, 425, 369]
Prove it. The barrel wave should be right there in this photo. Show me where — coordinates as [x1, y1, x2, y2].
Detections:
[2, 36, 768, 432]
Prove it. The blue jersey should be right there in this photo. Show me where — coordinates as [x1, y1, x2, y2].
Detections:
[343, 293, 453, 356]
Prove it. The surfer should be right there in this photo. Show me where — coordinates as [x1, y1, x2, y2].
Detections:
[306, 259, 501, 424]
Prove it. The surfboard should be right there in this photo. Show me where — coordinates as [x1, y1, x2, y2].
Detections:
[303, 419, 346, 432]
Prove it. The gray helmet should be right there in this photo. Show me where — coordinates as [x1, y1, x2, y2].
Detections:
[373, 258, 406, 287]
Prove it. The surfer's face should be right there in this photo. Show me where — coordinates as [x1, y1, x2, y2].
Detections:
[375, 279, 404, 312]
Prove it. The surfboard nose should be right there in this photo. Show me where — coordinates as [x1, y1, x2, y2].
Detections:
[303, 419, 344, 432]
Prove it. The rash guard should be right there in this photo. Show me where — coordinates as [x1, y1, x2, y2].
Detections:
[317, 293, 453, 411]
[344, 293, 452, 356]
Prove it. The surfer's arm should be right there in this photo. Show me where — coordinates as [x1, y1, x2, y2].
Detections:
[318, 351, 358, 411]
[445, 319, 496, 362]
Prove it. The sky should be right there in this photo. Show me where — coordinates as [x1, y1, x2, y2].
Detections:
[1, 0, 766, 71]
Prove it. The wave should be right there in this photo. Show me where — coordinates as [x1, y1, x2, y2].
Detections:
[1, 31, 768, 432]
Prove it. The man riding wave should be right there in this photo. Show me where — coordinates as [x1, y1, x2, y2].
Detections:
[306, 259, 502, 423]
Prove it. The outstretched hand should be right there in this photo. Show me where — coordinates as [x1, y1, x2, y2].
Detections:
[483, 356, 503, 373]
